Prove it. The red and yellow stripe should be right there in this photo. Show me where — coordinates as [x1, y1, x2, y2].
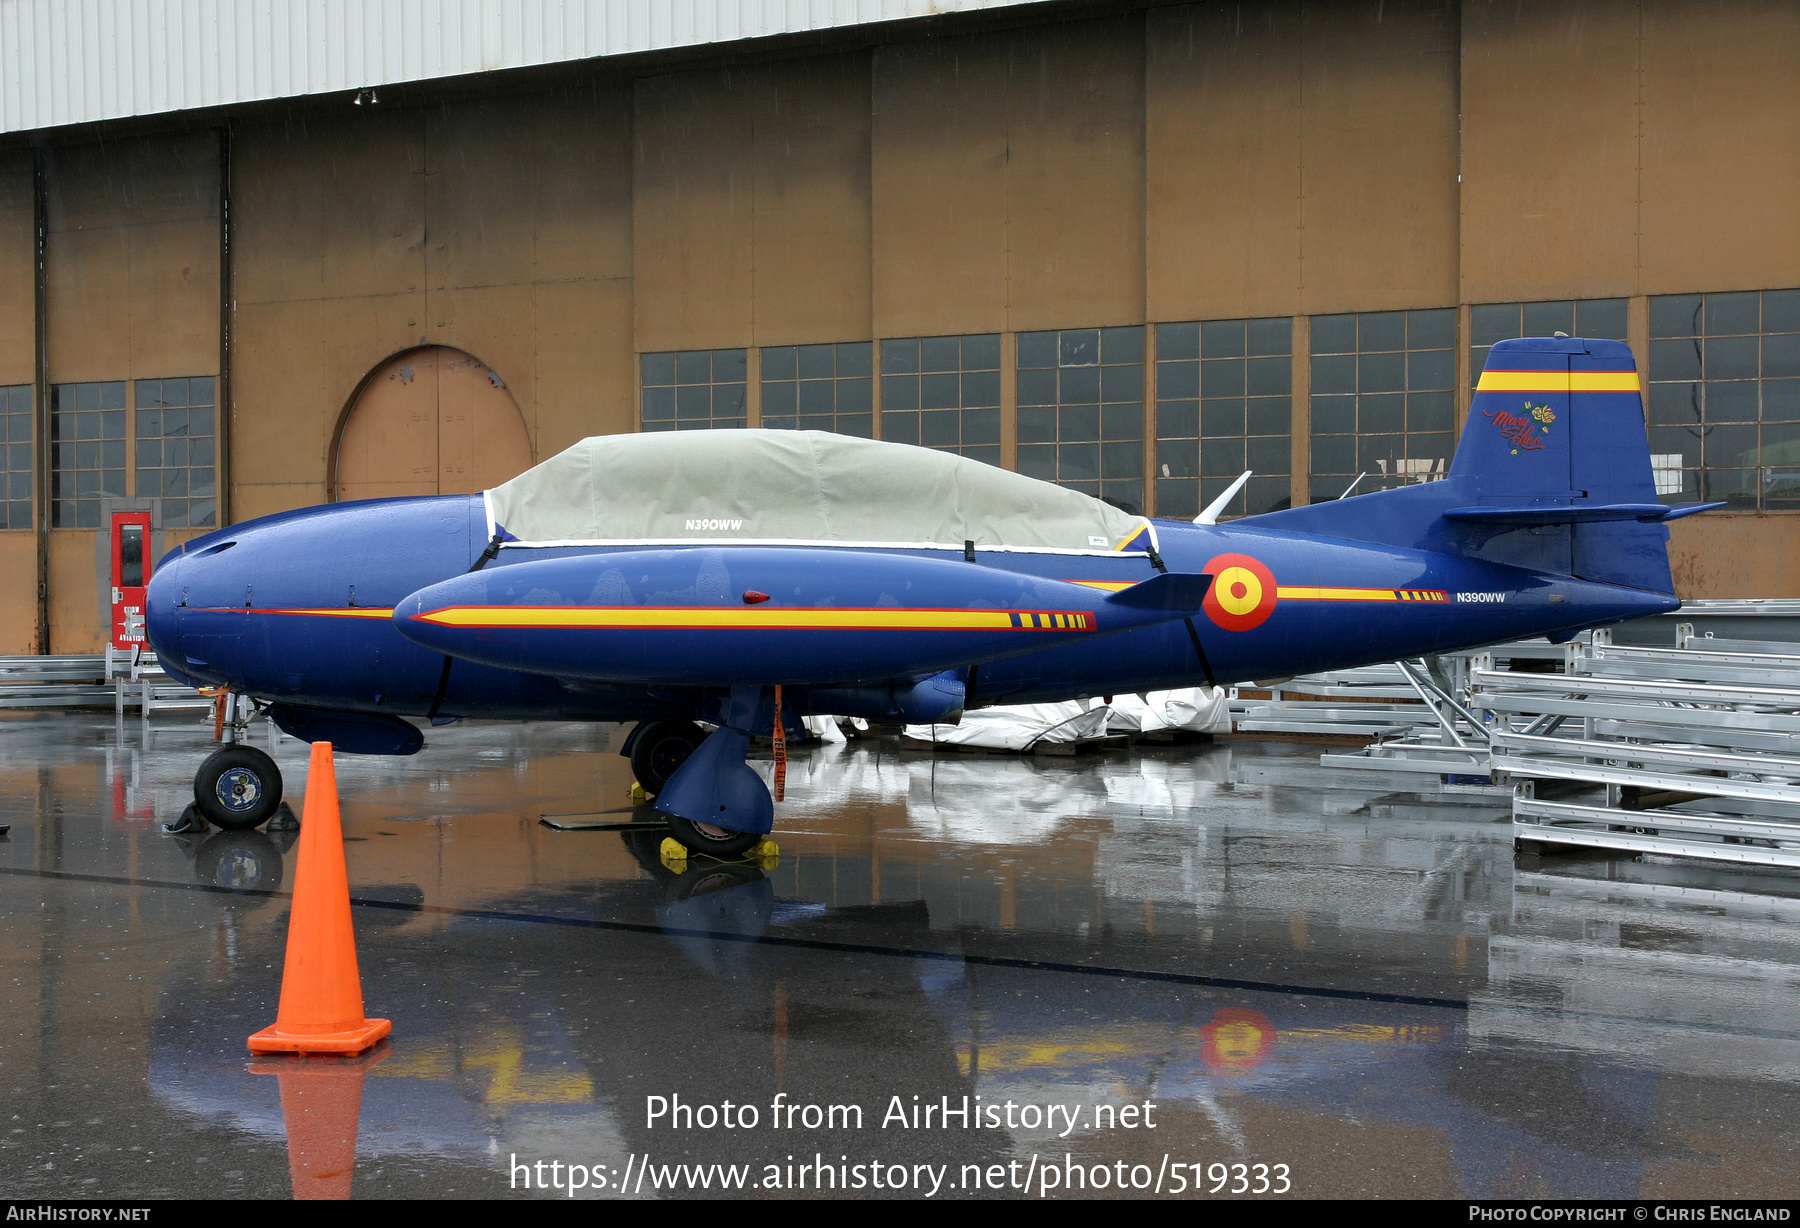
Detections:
[1067, 580, 1447, 603]
[410, 606, 1093, 632]
[199, 607, 394, 618]
[1475, 370, 1639, 394]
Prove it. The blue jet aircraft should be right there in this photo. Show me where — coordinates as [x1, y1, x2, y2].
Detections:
[145, 338, 1719, 855]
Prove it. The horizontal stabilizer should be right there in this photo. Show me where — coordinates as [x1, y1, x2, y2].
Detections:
[1104, 572, 1213, 610]
[1444, 502, 1726, 526]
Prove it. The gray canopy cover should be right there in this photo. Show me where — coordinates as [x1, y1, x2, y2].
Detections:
[485, 429, 1150, 553]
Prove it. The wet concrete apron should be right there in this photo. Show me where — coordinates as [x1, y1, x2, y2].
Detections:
[1, 710, 1797, 1199]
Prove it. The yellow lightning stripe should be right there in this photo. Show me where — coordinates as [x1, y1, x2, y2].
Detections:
[414, 606, 1088, 631]
[1068, 580, 1135, 592]
[1476, 370, 1640, 393]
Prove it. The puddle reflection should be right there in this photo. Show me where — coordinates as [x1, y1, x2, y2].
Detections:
[2, 715, 1798, 1197]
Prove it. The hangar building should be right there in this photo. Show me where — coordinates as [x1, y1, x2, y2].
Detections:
[1, 0, 1796, 654]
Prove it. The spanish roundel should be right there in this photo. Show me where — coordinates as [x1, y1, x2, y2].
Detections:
[1201, 553, 1278, 632]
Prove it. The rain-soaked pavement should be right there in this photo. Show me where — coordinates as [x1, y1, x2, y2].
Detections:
[2, 708, 1798, 1201]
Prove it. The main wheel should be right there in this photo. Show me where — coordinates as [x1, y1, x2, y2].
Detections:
[194, 746, 285, 831]
[663, 813, 763, 859]
[629, 720, 707, 796]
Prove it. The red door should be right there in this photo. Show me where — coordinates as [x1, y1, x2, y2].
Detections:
[111, 512, 152, 650]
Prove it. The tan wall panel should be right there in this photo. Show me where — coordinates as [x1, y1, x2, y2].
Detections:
[1639, 0, 1800, 294]
[0, 533, 36, 652]
[233, 482, 324, 524]
[47, 531, 103, 653]
[533, 277, 637, 453]
[1147, 2, 1304, 323]
[45, 133, 216, 232]
[0, 153, 35, 385]
[1006, 17, 1146, 332]
[749, 55, 874, 346]
[422, 282, 538, 445]
[1460, 0, 1641, 304]
[45, 225, 130, 381]
[634, 69, 754, 351]
[45, 134, 218, 382]
[231, 295, 423, 507]
[1669, 516, 1800, 599]
[532, 87, 634, 284]
[126, 218, 220, 377]
[426, 100, 539, 292]
[234, 111, 426, 307]
[1299, 0, 1459, 315]
[872, 32, 1013, 338]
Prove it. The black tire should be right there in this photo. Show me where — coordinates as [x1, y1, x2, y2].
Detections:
[629, 720, 707, 796]
[663, 812, 763, 859]
[194, 746, 284, 831]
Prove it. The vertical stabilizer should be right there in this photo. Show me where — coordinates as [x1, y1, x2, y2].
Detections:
[1247, 337, 1690, 593]
[1462, 337, 1671, 592]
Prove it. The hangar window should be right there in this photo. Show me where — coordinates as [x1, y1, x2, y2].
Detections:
[50, 381, 126, 528]
[1648, 289, 1800, 510]
[1470, 299, 1628, 382]
[1154, 318, 1291, 519]
[761, 342, 873, 438]
[1309, 308, 1456, 502]
[0, 385, 29, 530]
[135, 377, 217, 528]
[640, 349, 747, 432]
[879, 334, 1001, 466]
[1016, 327, 1144, 514]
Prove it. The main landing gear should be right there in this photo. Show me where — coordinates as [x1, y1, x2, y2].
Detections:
[622, 688, 796, 859]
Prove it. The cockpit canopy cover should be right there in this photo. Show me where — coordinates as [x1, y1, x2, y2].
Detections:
[484, 429, 1151, 554]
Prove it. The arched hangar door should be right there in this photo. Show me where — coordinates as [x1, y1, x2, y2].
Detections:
[333, 347, 535, 501]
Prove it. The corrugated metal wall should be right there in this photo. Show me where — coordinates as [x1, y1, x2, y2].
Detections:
[0, 0, 1033, 133]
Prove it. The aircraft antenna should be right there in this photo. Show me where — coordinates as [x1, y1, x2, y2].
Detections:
[1194, 470, 1252, 525]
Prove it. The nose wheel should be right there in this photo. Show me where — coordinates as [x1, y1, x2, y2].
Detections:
[193, 745, 285, 831]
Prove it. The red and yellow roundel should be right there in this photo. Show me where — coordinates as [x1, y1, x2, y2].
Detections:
[1201, 552, 1278, 631]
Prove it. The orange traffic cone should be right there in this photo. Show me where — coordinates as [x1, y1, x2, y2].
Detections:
[249, 741, 392, 1055]
[249, 1043, 389, 1200]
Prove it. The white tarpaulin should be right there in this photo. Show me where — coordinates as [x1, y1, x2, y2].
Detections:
[1105, 688, 1231, 735]
[485, 430, 1152, 554]
[904, 701, 1112, 752]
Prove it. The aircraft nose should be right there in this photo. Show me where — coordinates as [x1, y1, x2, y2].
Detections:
[144, 550, 185, 663]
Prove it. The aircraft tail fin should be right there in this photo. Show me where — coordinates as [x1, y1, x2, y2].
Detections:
[1248, 338, 1719, 592]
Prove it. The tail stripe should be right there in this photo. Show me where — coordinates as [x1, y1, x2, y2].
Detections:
[1475, 370, 1640, 393]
